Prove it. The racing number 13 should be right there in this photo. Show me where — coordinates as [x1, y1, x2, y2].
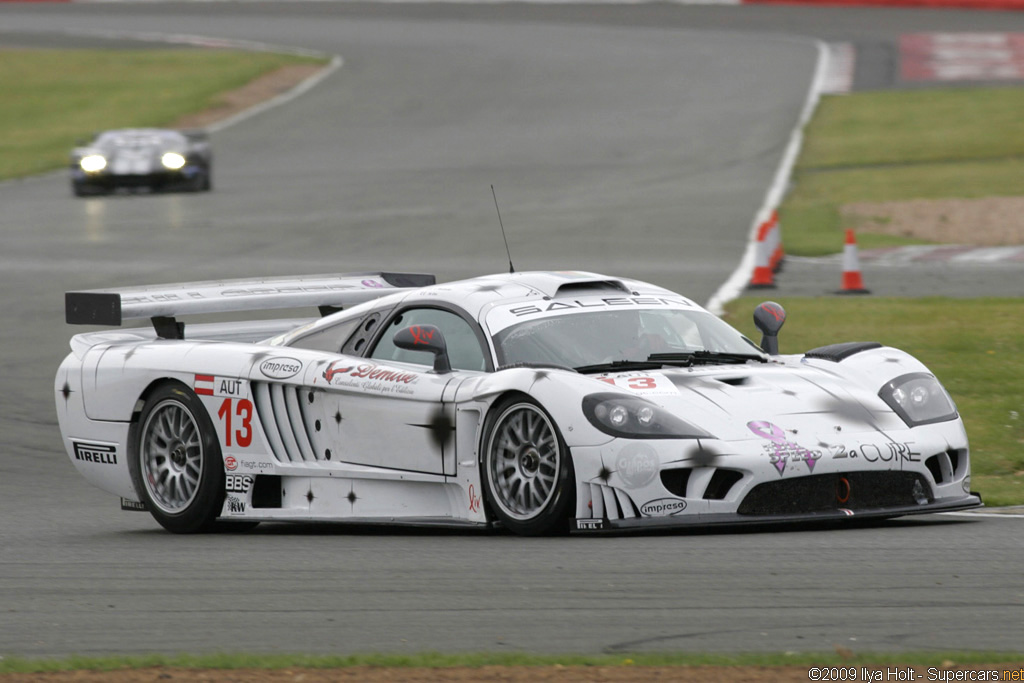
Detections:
[217, 398, 253, 448]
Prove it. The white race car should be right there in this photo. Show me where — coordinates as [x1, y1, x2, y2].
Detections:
[55, 270, 981, 535]
[70, 128, 212, 196]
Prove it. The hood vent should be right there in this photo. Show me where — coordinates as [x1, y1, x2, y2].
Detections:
[553, 280, 631, 297]
[804, 342, 882, 362]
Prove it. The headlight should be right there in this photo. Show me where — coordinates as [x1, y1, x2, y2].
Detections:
[161, 152, 186, 170]
[879, 372, 958, 427]
[79, 155, 107, 172]
[582, 393, 711, 439]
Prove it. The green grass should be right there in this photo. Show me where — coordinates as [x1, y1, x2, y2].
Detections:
[783, 88, 1024, 255]
[2, 651, 1022, 674]
[723, 297, 1024, 505]
[0, 48, 326, 181]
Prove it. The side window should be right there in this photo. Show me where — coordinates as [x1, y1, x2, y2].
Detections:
[371, 308, 487, 372]
[289, 317, 362, 353]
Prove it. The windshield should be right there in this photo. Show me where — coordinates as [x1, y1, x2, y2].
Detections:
[492, 308, 764, 370]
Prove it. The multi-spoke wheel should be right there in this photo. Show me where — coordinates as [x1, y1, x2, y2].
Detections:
[129, 383, 225, 533]
[481, 396, 574, 536]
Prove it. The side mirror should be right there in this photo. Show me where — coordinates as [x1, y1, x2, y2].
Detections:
[753, 301, 786, 355]
[393, 324, 451, 374]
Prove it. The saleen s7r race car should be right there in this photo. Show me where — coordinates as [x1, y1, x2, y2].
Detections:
[70, 128, 212, 196]
[55, 270, 981, 535]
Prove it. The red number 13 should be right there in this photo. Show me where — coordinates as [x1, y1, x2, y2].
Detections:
[217, 398, 253, 448]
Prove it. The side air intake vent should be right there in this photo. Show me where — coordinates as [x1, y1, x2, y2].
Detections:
[703, 469, 744, 500]
[925, 449, 966, 485]
[660, 468, 692, 497]
[586, 483, 640, 521]
[252, 382, 322, 463]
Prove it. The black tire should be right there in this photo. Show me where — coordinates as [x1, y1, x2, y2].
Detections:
[480, 395, 575, 536]
[128, 382, 225, 533]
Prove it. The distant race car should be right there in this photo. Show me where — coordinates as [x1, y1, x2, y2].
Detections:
[69, 128, 212, 196]
[55, 270, 981, 535]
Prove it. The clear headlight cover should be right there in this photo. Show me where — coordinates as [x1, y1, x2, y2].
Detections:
[79, 155, 107, 172]
[879, 372, 958, 427]
[582, 393, 711, 439]
[161, 152, 187, 170]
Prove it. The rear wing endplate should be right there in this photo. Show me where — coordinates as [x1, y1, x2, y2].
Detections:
[66, 272, 434, 339]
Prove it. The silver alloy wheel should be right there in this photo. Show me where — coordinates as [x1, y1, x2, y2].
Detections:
[486, 403, 561, 521]
[140, 398, 204, 515]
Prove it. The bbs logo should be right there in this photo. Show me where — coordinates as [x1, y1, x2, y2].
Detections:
[225, 474, 253, 494]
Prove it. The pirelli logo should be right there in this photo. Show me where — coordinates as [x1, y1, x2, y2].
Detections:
[73, 442, 117, 465]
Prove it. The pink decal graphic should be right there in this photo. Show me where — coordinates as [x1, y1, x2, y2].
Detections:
[747, 420, 821, 475]
[468, 484, 481, 513]
[410, 325, 435, 345]
[323, 362, 354, 382]
[362, 279, 384, 288]
[763, 303, 785, 323]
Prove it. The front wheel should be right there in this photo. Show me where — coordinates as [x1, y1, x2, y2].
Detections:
[129, 382, 225, 533]
[481, 396, 574, 536]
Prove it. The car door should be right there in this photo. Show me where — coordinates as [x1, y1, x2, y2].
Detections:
[316, 305, 490, 476]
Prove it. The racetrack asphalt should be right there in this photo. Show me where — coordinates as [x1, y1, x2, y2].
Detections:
[0, 2, 1022, 659]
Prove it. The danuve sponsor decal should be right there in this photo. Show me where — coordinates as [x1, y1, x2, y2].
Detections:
[322, 361, 420, 396]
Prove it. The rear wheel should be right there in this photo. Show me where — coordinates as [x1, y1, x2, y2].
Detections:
[481, 396, 574, 536]
[129, 382, 224, 533]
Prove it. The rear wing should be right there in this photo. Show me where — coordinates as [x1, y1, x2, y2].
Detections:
[65, 272, 435, 339]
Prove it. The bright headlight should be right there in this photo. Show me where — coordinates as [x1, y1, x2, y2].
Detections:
[879, 372, 958, 427]
[161, 152, 186, 170]
[582, 393, 711, 439]
[79, 155, 107, 172]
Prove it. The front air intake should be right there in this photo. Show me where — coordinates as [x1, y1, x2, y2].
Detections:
[738, 472, 932, 515]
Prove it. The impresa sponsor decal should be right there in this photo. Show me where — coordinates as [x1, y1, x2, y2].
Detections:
[640, 498, 688, 516]
[73, 441, 117, 465]
[259, 357, 302, 380]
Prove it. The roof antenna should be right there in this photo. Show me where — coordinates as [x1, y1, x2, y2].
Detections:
[491, 184, 515, 273]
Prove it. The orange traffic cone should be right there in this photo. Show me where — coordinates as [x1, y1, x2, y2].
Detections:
[837, 229, 870, 294]
[748, 220, 775, 289]
[768, 210, 785, 273]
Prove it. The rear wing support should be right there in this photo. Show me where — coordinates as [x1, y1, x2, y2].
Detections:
[65, 271, 435, 339]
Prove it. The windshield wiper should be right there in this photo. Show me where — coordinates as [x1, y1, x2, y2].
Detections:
[574, 351, 766, 374]
[647, 351, 767, 366]
[572, 359, 667, 375]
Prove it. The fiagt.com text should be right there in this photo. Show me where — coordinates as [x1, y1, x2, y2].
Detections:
[807, 667, 1024, 681]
